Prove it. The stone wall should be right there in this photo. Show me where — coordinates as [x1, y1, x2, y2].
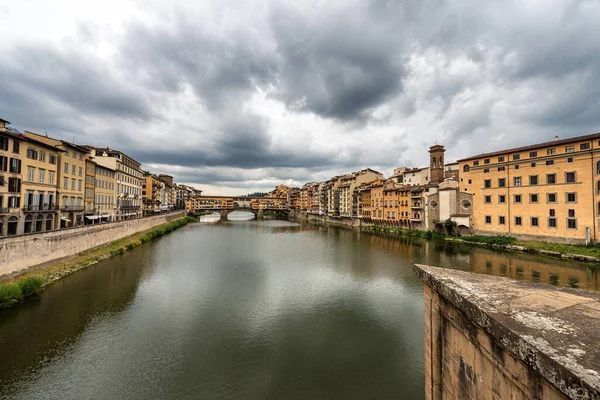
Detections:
[471, 229, 588, 245]
[0, 211, 186, 277]
[288, 210, 361, 227]
[416, 264, 600, 400]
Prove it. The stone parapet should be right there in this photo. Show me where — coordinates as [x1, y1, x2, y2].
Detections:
[415, 264, 600, 399]
[0, 211, 186, 277]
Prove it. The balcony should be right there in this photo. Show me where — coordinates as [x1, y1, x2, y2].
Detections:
[0, 207, 10, 214]
[24, 204, 59, 212]
[411, 216, 422, 221]
[411, 204, 423, 209]
[61, 205, 85, 212]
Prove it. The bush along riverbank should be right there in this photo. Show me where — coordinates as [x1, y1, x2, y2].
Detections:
[447, 235, 600, 263]
[0, 216, 194, 309]
[362, 224, 600, 264]
[362, 225, 446, 241]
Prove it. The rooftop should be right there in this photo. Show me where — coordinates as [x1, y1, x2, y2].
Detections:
[414, 265, 600, 399]
[458, 132, 600, 162]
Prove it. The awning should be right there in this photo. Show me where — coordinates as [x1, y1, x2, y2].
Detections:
[121, 212, 138, 217]
[85, 215, 101, 220]
[60, 217, 72, 222]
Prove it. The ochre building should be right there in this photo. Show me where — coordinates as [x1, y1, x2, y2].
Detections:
[459, 132, 600, 243]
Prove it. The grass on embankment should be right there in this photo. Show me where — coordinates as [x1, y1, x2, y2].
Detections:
[452, 235, 600, 261]
[0, 216, 194, 309]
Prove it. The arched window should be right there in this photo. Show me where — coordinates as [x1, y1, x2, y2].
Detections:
[597, 161, 600, 174]
[7, 216, 18, 236]
[36, 214, 44, 232]
[24, 215, 33, 234]
[432, 157, 437, 167]
[462, 201, 472, 209]
[597, 180, 600, 195]
[463, 164, 470, 172]
[597, 202, 600, 216]
[46, 215, 53, 231]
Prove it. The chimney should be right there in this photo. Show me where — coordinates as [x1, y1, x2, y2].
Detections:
[554, 136, 559, 141]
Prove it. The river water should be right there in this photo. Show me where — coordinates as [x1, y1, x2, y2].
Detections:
[1, 212, 599, 400]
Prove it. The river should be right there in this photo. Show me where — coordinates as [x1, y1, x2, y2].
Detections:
[1, 212, 599, 399]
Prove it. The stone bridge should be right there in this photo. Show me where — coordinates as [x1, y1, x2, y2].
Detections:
[189, 196, 289, 220]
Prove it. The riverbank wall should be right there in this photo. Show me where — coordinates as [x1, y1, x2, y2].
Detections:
[0, 211, 186, 277]
[415, 264, 600, 399]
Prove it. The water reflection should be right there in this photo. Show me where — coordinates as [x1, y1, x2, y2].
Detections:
[1, 220, 599, 400]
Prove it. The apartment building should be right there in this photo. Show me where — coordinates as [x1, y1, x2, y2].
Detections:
[142, 172, 162, 214]
[94, 163, 116, 222]
[459, 133, 600, 243]
[370, 182, 385, 222]
[159, 175, 175, 209]
[21, 134, 62, 233]
[24, 132, 89, 228]
[0, 119, 25, 236]
[84, 158, 96, 222]
[86, 147, 143, 221]
[338, 169, 384, 218]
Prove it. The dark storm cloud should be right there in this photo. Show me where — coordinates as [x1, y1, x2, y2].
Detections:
[119, 16, 278, 111]
[267, 1, 405, 121]
[0, 44, 153, 127]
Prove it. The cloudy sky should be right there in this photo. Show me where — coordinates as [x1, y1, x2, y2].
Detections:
[1, 0, 599, 195]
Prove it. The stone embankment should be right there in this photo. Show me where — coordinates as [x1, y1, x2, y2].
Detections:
[0, 211, 186, 277]
[446, 238, 600, 264]
[415, 264, 600, 399]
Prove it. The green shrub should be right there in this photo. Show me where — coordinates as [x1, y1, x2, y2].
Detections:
[18, 277, 46, 297]
[0, 284, 23, 308]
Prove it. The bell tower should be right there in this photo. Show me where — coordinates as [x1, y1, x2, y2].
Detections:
[429, 144, 445, 184]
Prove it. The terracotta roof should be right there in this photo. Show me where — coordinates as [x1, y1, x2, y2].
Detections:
[458, 132, 600, 162]
[0, 117, 11, 124]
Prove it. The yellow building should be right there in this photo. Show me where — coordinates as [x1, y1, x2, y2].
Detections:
[93, 163, 116, 222]
[338, 169, 384, 218]
[0, 119, 25, 236]
[459, 132, 600, 243]
[84, 158, 96, 222]
[143, 172, 162, 214]
[398, 187, 412, 228]
[20, 134, 62, 233]
[24, 131, 89, 228]
[370, 182, 384, 222]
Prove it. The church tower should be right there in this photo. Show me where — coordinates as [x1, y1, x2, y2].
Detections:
[429, 144, 445, 184]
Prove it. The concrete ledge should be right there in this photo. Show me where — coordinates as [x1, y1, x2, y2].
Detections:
[415, 264, 600, 399]
[0, 211, 186, 276]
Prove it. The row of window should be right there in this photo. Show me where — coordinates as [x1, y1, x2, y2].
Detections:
[0, 156, 22, 174]
[469, 142, 595, 167]
[27, 167, 56, 185]
[62, 177, 83, 191]
[0, 195, 21, 208]
[64, 148, 84, 161]
[63, 163, 83, 177]
[485, 192, 577, 204]
[484, 215, 578, 229]
[0, 136, 19, 153]
[95, 178, 115, 190]
[26, 148, 57, 164]
[484, 172, 576, 188]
